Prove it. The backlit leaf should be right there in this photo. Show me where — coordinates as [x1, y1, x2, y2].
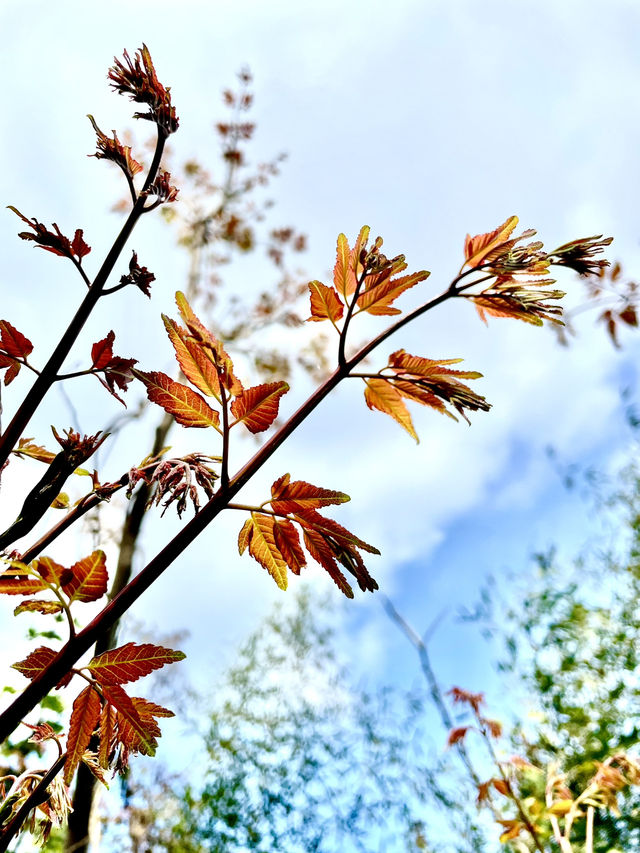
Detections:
[239, 513, 289, 590]
[64, 685, 101, 784]
[0, 319, 33, 358]
[91, 331, 115, 369]
[31, 555, 72, 585]
[364, 377, 418, 441]
[270, 474, 350, 514]
[12, 646, 57, 680]
[137, 370, 220, 429]
[98, 704, 117, 769]
[333, 233, 355, 301]
[301, 527, 354, 599]
[88, 641, 185, 686]
[273, 518, 306, 575]
[63, 549, 108, 604]
[356, 269, 429, 316]
[0, 563, 49, 596]
[101, 682, 158, 756]
[230, 381, 289, 433]
[463, 215, 519, 269]
[0, 356, 21, 385]
[12, 439, 56, 464]
[307, 281, 344, 323]
[14, 599, 64, 616]
[162, 315, 220, 398]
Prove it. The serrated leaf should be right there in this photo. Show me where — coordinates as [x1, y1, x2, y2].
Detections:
[351, 226, 370, 283]
[0, 319, 33, 358]
[12, 646, 57, 680]
[356, 269, 429, 316]
[463, 215, 519, 269]
[302, 527, 354, 599]
[307, 281, 344, 323]
[273, 518, 306, 575]
[101, 683, 158, 756]
[63, 550, 108, 604]
[295, 509, 380, 556]
[230, 381, 289, 433]
[14, 599, 64, 616]
[389, 350, 481, 380]
[162, 315, 221, 398]
[270, 475, 350, 514]
[88, 641, 185, 686]
[91, 331, 115, 369]
[137, 370, 220, 429]
[238, 518, 252, 555]
[241, 513, 289, 590]
[64, 685, 101, 784]
[98, 703, 117, 769]
[364, 377, 418, 441]
[333, 233, 355, 301]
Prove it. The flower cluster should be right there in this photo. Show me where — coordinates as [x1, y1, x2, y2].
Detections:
[127, 453, 220, 517]
[549, 235, 613, 277]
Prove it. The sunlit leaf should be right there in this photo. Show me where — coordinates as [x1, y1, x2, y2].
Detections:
[270, 474, 350, 514]
[137, 370, 220, 429]
[91, 331, 115, 370]
[463, 215, 519, 269]
[301, 526, 353, 599]
[238, 513, 289, 590]
[162, 315, 220, 398]
[273, 518, 306, 575]
[12, 646, 57, 680]
[101, 682, 158, 756]
[14, 599, 64, 617]
[88, 642, 185, 686]
[62, 550, 108, 604]
[333, 232, 355, 301]
[12, 438, 56, 464]
[307, 281, 344, 323]
[364, 377, 418, 441]
[356, 269, 429, 316]
[230, 381, 289, 433]
[64, 685, 101, 784]
[0, 563, 49, 596]
[0, 319, 33, 358]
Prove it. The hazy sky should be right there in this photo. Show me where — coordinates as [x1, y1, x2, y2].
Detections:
[1, 0, 639, 774]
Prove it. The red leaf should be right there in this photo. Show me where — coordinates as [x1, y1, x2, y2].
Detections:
[447, 726, 469, 746]
[301, 527, 354, 599]
[101, 683, 158, 756]
[12, 646, 57, 680]
[71, 229, 91, 259]
[0, 320, 33, 358]
[98, 704, 117, 769]
[273, 518, 306, 575]
[62, 550, 108, 604]
[88, 642, 185, 686]
[137, 370, 221, 429]
[307, 281, 344, 323]
[270, 474, 350, 514]
[2, 359, 21, 385]
[230, 382, 289, 433]
[64, 686, 102, 784]
[91, 331, 115, 369]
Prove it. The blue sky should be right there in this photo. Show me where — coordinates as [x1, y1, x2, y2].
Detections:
[1, 0, 640, 790]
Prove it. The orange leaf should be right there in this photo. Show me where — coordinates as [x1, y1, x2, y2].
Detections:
[447, 726, 470, 746]
[98, 704, 117, 769]
[333, 233, 355, 301]
[492, 778, 511, 796]
[270, 474, 350, 514]
[101, 682, 158, 756]
[238, 513, 289, 590]
[12, 646, 57, 679]
[364, 377, 418, 442]
[230, 381, 289, 433]
[12, 438, 56, 464]
[0, 319, 33, 358]
[14, 599, 64, 616]
[350, 226, 370, 285]
[88, 641, 185, 686]
[463, 215, 519, 269]
[301, 526, 354, 599]
[356, 269, 429, 316]
[63, 550, 108, 604]
[64, 685, 101, 784]
[175, 290, 218, 348]
[34, 556, 73, 587]
[0, 563, 48, 596]
[389, 350, 482, 381]
[162, 315, 221, 398]
[307, 281, 344, 323]
[295, 509, 380, 555]
[273, 518, 306, 575]
[137, 370, 220, 429]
